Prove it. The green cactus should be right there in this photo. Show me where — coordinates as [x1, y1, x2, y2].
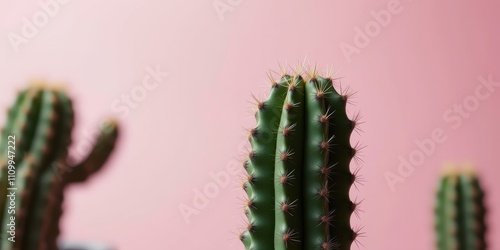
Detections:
[435, 166, 487, 250]
[0, 84, 119, 250]
[240, 68, 362, 250]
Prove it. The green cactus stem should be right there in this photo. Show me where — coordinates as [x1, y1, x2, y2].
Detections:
[0, 84, 119, 250]
[241, 68, 362, 250]
[435, 166, 487, 250]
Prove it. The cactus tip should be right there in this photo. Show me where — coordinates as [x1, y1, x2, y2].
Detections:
[441, 163, 459, 176]
[461, 163, 477, 177]
[28, 79, 48, 88]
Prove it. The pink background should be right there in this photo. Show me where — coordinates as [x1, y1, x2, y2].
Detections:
[1, 0, 500, 249]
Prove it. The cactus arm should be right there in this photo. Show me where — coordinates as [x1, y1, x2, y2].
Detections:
[303, 77, 331, 249]
[245, 77, 288, 249]
[64, 120, 119, 184]
[274, 76, 305, 250]
[323, 77, 356, 250]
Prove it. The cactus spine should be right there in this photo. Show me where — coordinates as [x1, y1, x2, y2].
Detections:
[435, 167, 487, 250]
[241, 68, 361, 250]
[0, 84, 119, 250]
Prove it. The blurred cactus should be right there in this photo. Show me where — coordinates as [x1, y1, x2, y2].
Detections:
[240, 67, 362, 250]
[435, 166, 487, 250]
[0, 84, 119, 250]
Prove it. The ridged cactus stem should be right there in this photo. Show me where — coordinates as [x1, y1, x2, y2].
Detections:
[241, 68, 360, 250]
[435, 167, 487, 250]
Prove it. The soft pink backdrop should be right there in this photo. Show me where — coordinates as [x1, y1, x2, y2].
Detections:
[1, 0, 499, 249]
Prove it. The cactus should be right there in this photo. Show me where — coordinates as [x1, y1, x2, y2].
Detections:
[240, 67, 362, 250]
[0, 84, 119, 250]
[435, 166, 487, 250]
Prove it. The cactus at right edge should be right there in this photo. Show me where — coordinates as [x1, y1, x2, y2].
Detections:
[239, 66, 363, 250]
[435, 167, 487, 250]
[0, 84, 119, 250]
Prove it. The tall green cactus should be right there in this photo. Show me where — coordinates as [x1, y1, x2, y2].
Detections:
[435, 167, 487, 250]
[240, 68, 362, 250]
[0, 84, 119, 250]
